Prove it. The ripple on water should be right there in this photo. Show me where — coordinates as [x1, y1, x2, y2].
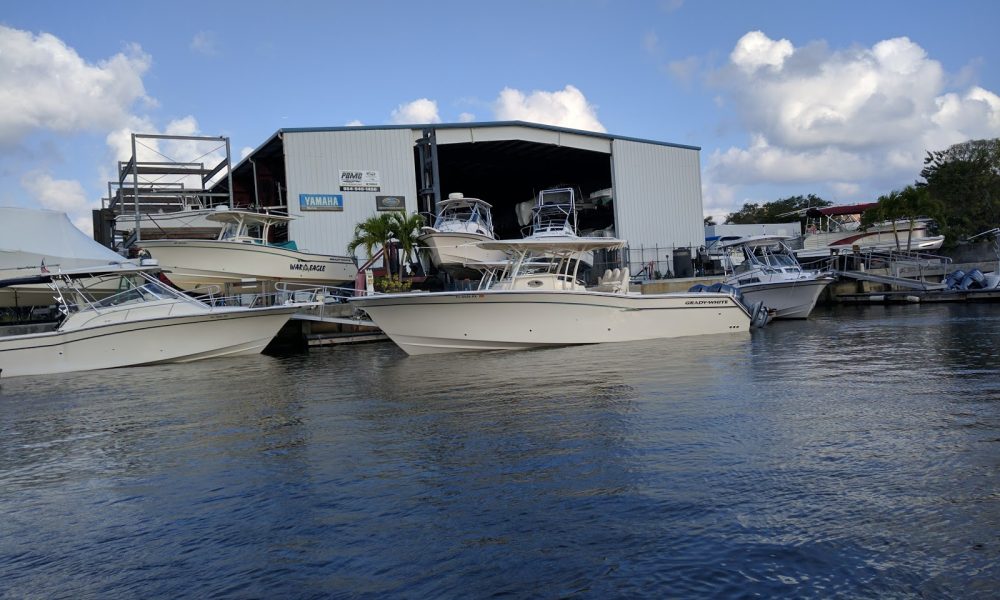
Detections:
[1, 304, 999, 597]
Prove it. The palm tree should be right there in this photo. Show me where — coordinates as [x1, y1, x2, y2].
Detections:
[876, 190, 904, 250]
[389, 212, 425, 273]
[347, 213, 395, 274]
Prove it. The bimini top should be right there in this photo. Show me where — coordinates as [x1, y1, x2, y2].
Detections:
[205, 208, 294, 225]
[719, 234, 793, 248]
[478, 237, 627, 253]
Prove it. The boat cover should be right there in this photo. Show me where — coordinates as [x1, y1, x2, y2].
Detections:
[0, 207, 125, 271]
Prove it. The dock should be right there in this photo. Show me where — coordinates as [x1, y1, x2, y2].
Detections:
[837, 288, 1000, 304]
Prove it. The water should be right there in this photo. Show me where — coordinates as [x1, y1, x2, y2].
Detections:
[1, 304, 998, 598]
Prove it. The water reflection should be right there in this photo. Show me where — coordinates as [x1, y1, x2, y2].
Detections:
[1, 306, 998, 597]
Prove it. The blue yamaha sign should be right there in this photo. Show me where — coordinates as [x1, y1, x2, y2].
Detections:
[299, 194, 344, 211]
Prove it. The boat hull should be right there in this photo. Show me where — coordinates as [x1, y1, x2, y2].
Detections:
[140, 240, 357, 291]
[735, 278, 832, 319]
[797, 227, 945, 258]
[351, 290, 750, 355]
[0, 306, 298, 378]
[418, 232, 507, 278]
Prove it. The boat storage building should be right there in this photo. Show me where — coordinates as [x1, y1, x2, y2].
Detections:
[227, 121, 706, 276]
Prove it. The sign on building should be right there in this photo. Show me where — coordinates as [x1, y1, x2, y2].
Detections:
[375, 195, 405, 211]
[299, 194, 344, 211]
[339, 169, 381, 192]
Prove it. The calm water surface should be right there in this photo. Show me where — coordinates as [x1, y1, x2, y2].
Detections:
[1, 304, 998, 598]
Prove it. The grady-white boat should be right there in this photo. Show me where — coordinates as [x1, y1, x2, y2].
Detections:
[0, 265, 307, 378]
[719, 235, 833, 319]
[793, 203, 945, 260]
[350, 238, 753, 355]
[417, 193, 507, 278]
[138, 209, 357, 292]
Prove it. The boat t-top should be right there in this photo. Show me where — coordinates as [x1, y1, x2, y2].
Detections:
[719, 235, 832, 319]
[527, 188, 578, 238]
[137, 208, 358, 292]
[0, 264, 309, 377]
[350, 237, 757, 355]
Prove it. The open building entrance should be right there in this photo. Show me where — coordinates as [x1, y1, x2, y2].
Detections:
[418, 139, 615, 240]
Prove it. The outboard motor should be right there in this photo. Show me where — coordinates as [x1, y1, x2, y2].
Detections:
[959, 269, 986, 290]
[688, 282, 767, 327]
[945, 270, 966, 290]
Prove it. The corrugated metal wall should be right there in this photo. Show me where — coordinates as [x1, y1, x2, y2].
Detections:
[283, 129, 418, 257]
[611, 139, 704, 275]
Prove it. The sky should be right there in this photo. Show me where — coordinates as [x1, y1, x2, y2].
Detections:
[2, 0, 999, 234]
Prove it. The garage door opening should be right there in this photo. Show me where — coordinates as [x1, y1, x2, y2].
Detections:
[417, 139, 615, 240]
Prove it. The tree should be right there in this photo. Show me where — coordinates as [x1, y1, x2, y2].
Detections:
[861, 186, 944, 250]
[389, 211, 426, 272]
[724, 194, 832, 225]
[919, 138, 1000, 241]
[347, 212, 426, 278]
[347, 213, 395, 274]
[703, 215, 716, 226]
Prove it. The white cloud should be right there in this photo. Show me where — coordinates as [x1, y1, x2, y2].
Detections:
[240, 146, 254, 160]
[20, 170, 93, 214]
[701, 175, 737, 223]
[706, 31, 1000, 216]
[345, 119, 364, 127]
[830, 182, 861, 199]
[390, 98, 441, 124]
[0, 25, 152, 145]
[730, 31, 793, 74]
[190, 31, 218, 56]
[494, 85, 606, 132]
[709, 134, 874, 184]
[458, 112, 475, 123]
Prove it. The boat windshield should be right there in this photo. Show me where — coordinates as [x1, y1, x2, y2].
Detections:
[219, 220, 265, 243]
[748, 243, 800, 270]
[92, 279, 178, 308]
[437, 205, 480, 225]
[728, 241, 801, 273]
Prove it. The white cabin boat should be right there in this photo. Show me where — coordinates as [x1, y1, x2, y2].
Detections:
[720, 235, 832, 319]
[794, 203, 945, 260]
[0, 265, 307, 378]
[417, 193, 506, 277]
[138, 209, 357, 292]
[350, 238, 753, 355]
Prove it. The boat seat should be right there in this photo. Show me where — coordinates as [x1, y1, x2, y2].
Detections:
[592, 267, 630, 293]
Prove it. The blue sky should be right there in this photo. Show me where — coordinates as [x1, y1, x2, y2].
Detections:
[2, 0, 998, 232]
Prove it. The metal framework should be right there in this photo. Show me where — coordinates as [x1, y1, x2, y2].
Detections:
[102, 133, 234, 245]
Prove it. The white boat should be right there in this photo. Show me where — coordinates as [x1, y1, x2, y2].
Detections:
[114, 205, 224, 241]
[524, 187, 595, 268]
[138, 208, 358, 292]
[350, 238, 753, 355]
[417, 193, 507, 278]
[0, 265, 307, 378]
[794, 203, 945, 260]
[719, 235, 833, 319]
[0, 207, 132, 308]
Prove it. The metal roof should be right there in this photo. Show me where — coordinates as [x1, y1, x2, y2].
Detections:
[255, 120, 698, 153]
